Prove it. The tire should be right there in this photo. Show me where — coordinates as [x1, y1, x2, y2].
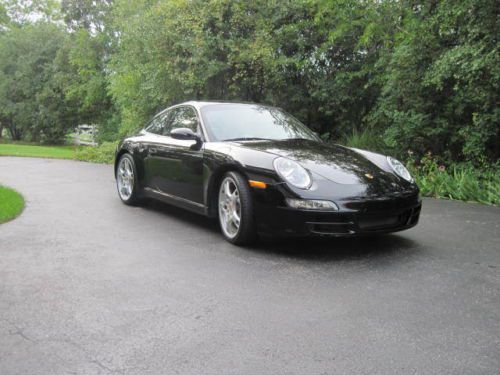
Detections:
[116, 153, 141, 206]
[217, 171, 257, 245]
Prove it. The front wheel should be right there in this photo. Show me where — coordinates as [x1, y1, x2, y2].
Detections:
[116, 153, 141, 205]
[218, 172, 257, 245]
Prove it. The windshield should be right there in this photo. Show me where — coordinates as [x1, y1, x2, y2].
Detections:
[200, 104, 320, 142]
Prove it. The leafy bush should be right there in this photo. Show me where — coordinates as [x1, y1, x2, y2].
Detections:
[408, 154, 499, 205]
[340, 129, 388, 155]
[74, 142, 117, 164]
[340, 129, 499, 205]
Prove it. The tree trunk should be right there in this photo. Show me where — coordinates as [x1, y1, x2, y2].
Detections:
[8, 122, 21, 141]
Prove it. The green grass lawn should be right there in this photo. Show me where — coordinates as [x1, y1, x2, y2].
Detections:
[0, 186, 25, 224]
[0, 141, 116, 164]
[0, 143, 77, 159]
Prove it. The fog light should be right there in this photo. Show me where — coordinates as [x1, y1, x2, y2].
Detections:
[286, 198, 338, 211]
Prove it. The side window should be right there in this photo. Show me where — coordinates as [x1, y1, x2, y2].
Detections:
[145, 111, 169, 135]
[165, 106, 199, 135]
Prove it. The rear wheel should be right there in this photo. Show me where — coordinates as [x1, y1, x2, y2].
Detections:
[116, 153, 141, 205]
[218, 172, 257, 245]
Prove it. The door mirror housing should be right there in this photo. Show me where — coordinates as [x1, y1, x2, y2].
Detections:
[170, 127, 199, 140]
[170, 127, 203, 149]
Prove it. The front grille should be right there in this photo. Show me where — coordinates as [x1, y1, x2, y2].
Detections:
[306, 206, 420, 235]
[306, 214, 355, 235]
[358, 216, 399, 230]
[345, 192, 419, 212]
[358, 206, 420, 232]
[309, 222, 355, 235]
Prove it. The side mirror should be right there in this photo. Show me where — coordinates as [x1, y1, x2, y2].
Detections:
[170, 127, 199, 140]
[170, 127, 202, 149]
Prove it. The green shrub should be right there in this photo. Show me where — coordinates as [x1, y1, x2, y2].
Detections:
[339, 129, 499, 206]
[340, 129, 389, 155]
[74, 142, 117, 164]
[408, 155, 499, 205]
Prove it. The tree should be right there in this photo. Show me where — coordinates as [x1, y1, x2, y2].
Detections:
[108, 0, 382, 136]
[0, 2, 8, 27]
[371, 0, 499, 163]
[0, 22, 76, 143]
[60, 0, 118, 141]
[0, 0, 497, 166]
[61, 0, 113, 33]
[0, 0, 60, 25]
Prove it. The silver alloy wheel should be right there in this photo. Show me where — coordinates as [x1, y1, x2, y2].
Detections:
[117, 157, 134, 200]
[218, 177, 242, 239]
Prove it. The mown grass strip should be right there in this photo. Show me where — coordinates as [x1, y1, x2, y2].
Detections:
[0, 143, 77, 159]
[0, 142, 116, 164]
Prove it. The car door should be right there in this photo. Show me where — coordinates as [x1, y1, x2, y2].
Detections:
[150, 105, 205, 205]
[142, 110, 171, 190]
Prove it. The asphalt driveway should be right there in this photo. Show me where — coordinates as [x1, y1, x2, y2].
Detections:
[0, 157, 499, 375]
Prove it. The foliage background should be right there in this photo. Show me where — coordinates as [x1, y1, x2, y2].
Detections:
[0, 0, 498, 170]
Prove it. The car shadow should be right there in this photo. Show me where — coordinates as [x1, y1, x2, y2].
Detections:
[248, 234, 418, 262]
[141, 198, 220, 232]
[142, 199, 419, 262]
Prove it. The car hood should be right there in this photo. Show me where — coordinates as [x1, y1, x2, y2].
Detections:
[232, 139, 398, 185]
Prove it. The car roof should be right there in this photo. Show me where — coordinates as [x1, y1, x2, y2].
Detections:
[180, 101, 268, 111]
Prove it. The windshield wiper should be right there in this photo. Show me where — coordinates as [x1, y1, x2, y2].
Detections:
[223, 137, 271, 142]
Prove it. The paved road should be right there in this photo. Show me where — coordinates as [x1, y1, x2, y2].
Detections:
[0, 157, 499, 375]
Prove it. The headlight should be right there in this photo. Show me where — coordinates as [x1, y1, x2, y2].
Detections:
[387, 156, 413, 182]
[273, 157, 311, 189]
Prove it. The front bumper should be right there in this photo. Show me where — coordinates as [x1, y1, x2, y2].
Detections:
[253, 192, 421, 237]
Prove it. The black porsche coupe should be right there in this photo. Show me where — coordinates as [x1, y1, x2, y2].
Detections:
[114, 101, 421, 245]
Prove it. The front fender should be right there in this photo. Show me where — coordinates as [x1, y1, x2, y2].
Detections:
[114, 139, 147, 189]
[202, 143, 281, 217]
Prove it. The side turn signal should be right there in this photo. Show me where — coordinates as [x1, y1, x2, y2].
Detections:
[248, 180, 267, 189]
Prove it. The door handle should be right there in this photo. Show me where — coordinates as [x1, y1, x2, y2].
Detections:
[149, 147, 157, 154]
